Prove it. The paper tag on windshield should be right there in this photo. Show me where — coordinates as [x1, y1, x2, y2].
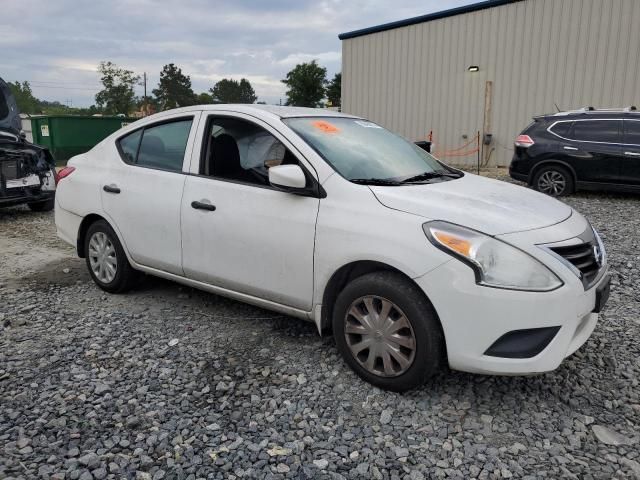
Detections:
[354, 120, 382, 128]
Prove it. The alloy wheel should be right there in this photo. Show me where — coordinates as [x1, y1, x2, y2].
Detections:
[537, 170, 566, 195]
[88, 231, 117, 284]
[344, 295, 416, 377]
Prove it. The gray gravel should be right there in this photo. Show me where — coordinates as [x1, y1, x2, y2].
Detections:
[1, 182, 639, 479]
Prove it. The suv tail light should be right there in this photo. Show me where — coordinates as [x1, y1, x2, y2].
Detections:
[515, 135, 535, 148]
[55, 166, 75, 184]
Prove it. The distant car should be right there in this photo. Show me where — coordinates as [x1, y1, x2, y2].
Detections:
[509, 107, 640, 196]
[0, 78, 57, 211]
[55, 105, 609, 391]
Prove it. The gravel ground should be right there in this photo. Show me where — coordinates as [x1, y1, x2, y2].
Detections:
[1, 181, 639, 480]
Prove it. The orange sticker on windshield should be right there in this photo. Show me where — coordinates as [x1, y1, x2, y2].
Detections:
[312, 120, 340, 133]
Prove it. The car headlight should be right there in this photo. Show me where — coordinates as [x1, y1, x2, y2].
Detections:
[592, 225, 606, 266]
[423, 221, 563, 292]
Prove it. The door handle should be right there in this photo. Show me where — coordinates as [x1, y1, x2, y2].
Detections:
[191, 200, 216, 211]
[103, 184, 121, 194]
[563, 146, 578, 151]
[624, 151, 640, 157]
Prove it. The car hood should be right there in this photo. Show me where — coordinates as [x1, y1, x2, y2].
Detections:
[0, 77, 22, 134]
[370, 173, 573, 235]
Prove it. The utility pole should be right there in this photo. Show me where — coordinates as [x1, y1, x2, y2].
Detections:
[143, 72, 147, 116]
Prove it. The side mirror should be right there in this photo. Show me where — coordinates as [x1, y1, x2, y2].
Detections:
[268, 164, 307, 190]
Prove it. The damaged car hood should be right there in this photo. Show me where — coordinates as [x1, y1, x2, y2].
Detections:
[370, 173, 572, 235]
[0, 77, 21, 134]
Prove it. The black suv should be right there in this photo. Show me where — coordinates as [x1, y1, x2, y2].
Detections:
[509, 107, 640, 196]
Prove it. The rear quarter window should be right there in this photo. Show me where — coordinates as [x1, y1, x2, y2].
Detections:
[549, 121, 573, 138]
[117, 129, 142, 164]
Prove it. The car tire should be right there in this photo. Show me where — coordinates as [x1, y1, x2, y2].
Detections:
[27, 197, 55, 212]
[532, 165, 574, 196]
[332, 271, 444, 392]
[84, 220, 138, 293]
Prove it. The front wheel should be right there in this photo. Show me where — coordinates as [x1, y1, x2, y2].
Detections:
[84, 220, 138, 293]
[533, 165, 574, 196]
[332, 272, 444, 392]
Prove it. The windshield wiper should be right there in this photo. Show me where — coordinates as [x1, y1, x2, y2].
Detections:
[399, 171, 462, 184]
[350, 178, 403, 186]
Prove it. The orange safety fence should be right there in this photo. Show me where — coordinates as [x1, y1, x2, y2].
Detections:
[432, 132, 480, 158]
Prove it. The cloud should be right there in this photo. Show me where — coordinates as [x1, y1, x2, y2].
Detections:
[278, 51, 342, 67]
[0, 0, 470, 106]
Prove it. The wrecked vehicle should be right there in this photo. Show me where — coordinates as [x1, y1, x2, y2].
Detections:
[1, 77, 56, 211]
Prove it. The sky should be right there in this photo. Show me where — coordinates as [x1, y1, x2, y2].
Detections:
[1, 0, 471, 107]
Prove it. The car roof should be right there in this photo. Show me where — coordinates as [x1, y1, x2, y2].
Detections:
[141, 104, 361, 123]
[536, 107, 640, 121]
[212, 104, 360, 119]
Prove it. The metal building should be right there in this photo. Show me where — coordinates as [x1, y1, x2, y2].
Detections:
[339, 0, 640, 166]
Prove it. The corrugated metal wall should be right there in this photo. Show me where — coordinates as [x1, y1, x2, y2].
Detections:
[341, 0, 640, 166]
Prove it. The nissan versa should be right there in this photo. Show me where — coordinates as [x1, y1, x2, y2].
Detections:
[54, 105, 610, 391]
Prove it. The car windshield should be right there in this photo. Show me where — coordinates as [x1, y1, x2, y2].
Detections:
[283, 117, 450, 183]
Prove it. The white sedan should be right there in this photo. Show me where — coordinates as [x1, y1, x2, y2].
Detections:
[55, 105, 610, 391]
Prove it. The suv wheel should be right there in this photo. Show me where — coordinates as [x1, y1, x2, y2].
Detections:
[533, 165, 574, 196]
[84, 220, 138, 293]
[332, 272, 443, 392]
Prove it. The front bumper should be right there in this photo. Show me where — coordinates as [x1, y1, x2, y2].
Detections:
[416, 212, 608, 375]
[416, 260, 607, 375]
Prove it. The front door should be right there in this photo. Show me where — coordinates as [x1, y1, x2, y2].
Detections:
[180, 114, 319, 310]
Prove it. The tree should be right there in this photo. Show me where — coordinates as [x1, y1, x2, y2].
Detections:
[195, 92, 215, 104]
[95, 61, 139, 115]
[210, 78, 257, 104]
[326, 73, 341, 108]
[7, 81, 40, 114]
[152, 63, 196, 110]
[282, 60, 327, 107]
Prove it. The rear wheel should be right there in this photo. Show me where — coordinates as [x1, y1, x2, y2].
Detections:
[533, 165, 574, 196]
[27, 197, 55, 212]
[332, 272, 444, 392]
[84, 220, 137, 293]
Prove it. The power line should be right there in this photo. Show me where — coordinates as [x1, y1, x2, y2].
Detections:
[28, 85, 101, 91]
[23, 79, 100, 86]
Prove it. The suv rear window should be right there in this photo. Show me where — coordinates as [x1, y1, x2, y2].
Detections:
[571, 120, 621, 143]
[549, 121, 572, 138]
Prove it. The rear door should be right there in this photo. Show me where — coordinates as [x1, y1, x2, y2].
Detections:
[622, 119, 640, 185]
[563, 119, 622, 184]
[101, 113, 200, 275]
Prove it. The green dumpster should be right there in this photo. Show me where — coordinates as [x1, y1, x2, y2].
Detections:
[30, 115, 138, 165]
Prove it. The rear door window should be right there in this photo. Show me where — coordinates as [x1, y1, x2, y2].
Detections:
[116, 118, 193, 172]
[571, 120, 621, 143]
[623, 121, 640, 145]
[137, 120, 193, 172]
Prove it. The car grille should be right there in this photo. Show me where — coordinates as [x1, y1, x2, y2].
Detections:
[1, 160, 19, 180]
[549, 241, 602, 288]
